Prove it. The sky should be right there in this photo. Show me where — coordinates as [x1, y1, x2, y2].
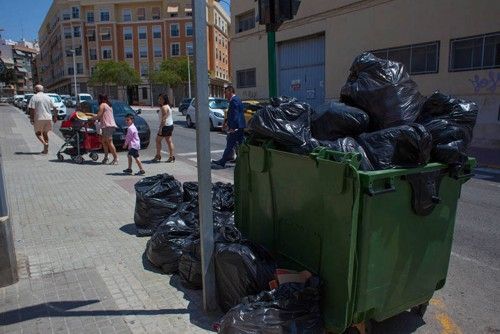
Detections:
[0, 0, 230, 42]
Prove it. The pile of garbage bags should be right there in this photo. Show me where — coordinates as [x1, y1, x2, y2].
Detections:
[248, 52, 478, 170]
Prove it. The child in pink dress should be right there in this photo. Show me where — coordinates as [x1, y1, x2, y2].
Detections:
[122, 114, 145, 175]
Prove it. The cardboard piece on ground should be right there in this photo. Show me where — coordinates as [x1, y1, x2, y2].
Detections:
[276, 269, 312, 285]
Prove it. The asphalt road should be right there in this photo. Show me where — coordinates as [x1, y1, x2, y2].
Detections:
[13, 104, 500, 333]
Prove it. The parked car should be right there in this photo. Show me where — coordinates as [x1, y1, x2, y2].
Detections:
[79, 100, 150, 149]
[65, 96, 77, 108]
[185, 97, 228, 131]
[77, 93, 93, 106]
[47, 93, 68, 119]
[60, 94, 71, 106]
[179, 98, 193, 115]
[22, 93, 34, 112]
[13, 95, 24, 107]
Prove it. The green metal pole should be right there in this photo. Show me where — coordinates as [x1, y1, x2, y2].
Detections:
[267, 30, 277, 98]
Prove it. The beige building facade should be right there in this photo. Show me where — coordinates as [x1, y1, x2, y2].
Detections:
[38, 0, 230, 105]
[231, 0, 500, 149]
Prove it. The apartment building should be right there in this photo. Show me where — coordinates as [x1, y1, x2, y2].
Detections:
[38, 0, 230, 105]
[0, 40, 39, 95]
[231, 0, 500, 149]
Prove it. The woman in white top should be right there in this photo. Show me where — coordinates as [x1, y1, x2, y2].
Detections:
[152, 94, 175, 162]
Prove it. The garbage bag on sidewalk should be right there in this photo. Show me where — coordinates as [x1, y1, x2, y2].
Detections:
[145, 210, 196, 274]
[340, 52, 424, 130]
[311, 101, 369, 140]
[215, 240, 277, 312]
[248, 96, 318, 154]
[178, 236, 203, 289]
[219, 276, 324, 334]
[358, 124, 432, 170]
[183, 181, 199, 202]
[134, 174, 183, 236]
[212, 182, 235, 212]
[318, 137, 374, 171]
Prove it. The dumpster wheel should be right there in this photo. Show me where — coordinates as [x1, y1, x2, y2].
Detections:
[343, 321, 372, 334]
[411, 302, 429, 317]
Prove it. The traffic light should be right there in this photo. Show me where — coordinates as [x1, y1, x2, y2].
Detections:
[258, 0, 301, 31]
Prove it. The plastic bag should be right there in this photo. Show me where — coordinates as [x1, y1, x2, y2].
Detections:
[215, 240, 277, 312]
[183, 181, 198, 202]
[178, 236, 203, 289]
[358, 124, 432, 170]
[318, 137, 374, 171]
[340, 52, 424, 130]
[433, 141, 468, 166]
[146, 212, 196, 274]
[219, 276, 324, 334]
[248, 96, 318, 154]
[134, 174, 183, 236]
[212, 182, 235, 212]
[311, 101, 369, 140]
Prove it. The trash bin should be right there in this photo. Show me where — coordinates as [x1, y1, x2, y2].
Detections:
[234, 141, 475, 333]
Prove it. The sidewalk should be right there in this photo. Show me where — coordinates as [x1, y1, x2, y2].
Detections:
[0, 105, 230, 334]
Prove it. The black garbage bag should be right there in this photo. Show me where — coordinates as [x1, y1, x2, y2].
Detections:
[183, 181, 198, 202]
[219, 276, 324, 334]
[432, 141, 468, 166]
[340, 52, 424, 130]
[212, 182, 235, 212]
[145, 210, 197, 274]
[318, 137, 374, 171]
[134, 174, 183, 237]
[178, 236, 203, 289]
[358, 124, 432, 170]
[311, 101, 369, 140]
[248, 96, 318, 154]
[215, 240, 277, 312]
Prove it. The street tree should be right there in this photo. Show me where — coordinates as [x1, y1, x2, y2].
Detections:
[149, 57, 195, 102]
[0, 68, 16, 86]
[89, 61, 141, 99]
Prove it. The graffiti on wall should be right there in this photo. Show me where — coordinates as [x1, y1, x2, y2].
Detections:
[469, 70, 499, 93]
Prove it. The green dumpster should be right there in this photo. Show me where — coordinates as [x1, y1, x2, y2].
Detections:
[235, 141, 475, 333]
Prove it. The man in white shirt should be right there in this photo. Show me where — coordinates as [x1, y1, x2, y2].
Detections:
[28, 85, 57, 154]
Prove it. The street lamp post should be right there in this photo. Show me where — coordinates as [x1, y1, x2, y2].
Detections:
[187, 51, 192, 99]
[69, 49, 78, 97]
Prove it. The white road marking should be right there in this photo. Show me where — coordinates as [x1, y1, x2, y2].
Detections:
[451, 251, 499, 271]
[173, 149, 225, 156]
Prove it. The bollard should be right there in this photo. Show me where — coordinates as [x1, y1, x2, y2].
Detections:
[0, 156, 18, 287]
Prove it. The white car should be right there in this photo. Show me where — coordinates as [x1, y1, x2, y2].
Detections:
[77, 93, 93, 106]
[47, 93, 68, 119]
[185, 97, 228, 131]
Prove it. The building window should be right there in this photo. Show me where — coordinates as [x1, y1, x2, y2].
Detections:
[236, 68, 256, 88]
[154, 46, 162, 58]
[152, 7, 161, 20]
[140, 65, 148, 77]
[125, 47, 133, 59]
[76, 63, 83, 74]
[153, 26, 161, 39]
[139, 47, 148, 58]
[62, 10, 71, 21]
[185, 22, 193, 36]
[64, 27, 72, 39]
[171, 43, 180, 56]
[450, 32, 500, 71]
[371, 41, 440, 75]
[89, 48, 97, 60]
[236, 10, 255, 33]
[102, 48, 112, 59]
[168, 6, 179, 17]
[185, 6, 192, 17]
[72, 7, 80, 19]
[100, 9, 110, 22]
[170, 24, 179, 37]
[122, 9, 131, 22]
[100, 28, 111, 41]
[139, 27, 147, 39]
[186, 42, 193, 56]
[73, 26, 81, 38]
[74, 46, 82, 56]
[124, 27, 133, 40]
[86, 11, 94, 23]
[137, 8, 146, 21]
[68, 67, 74, 75]
[142, 87, 148, 99]
[87, 29, 96, 42]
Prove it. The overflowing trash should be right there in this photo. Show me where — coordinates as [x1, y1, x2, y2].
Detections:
[218, 276, 324, 334]
[247, 52, 477, 170]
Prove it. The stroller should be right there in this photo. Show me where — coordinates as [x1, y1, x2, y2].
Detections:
[57, 111, 102, 164]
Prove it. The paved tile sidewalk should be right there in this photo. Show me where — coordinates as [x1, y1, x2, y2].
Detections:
[0, 105, 229, 334]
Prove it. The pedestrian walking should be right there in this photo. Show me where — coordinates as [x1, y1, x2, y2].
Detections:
[122, 114, 145, 175]
[92, 94, 118, 164]
[151, 93, 175, 163]
[28, 84, 58, 154]
[212, 86, 246, 169]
